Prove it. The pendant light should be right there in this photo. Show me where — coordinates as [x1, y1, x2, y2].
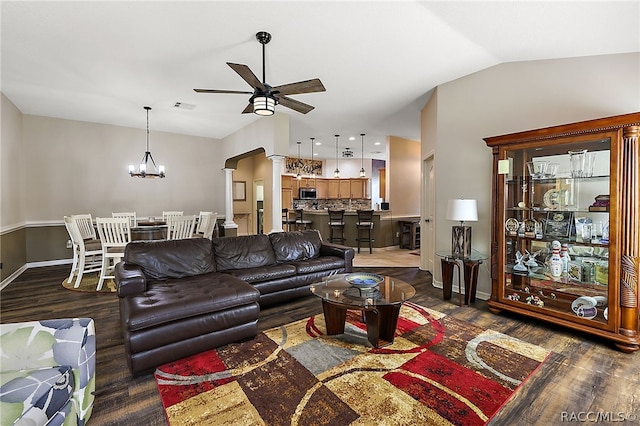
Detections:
[333, 135, 340, 178]
[296, 141, 302, 180]
[359, 133, 366, 178]
[310, 138, 316, 178]
[129, 106, 165, 178]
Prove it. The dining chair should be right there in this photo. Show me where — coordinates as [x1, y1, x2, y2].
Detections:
[167, 215, 197, 240]
[112, 211, 137, 227]
[95, 217, 131, 291]
[72, 214, 97, 240]
[195, 211, 210, 234]
[162, 211, 184, 223]
[195, 212, 218, 239]
[64, 216, 102, 288]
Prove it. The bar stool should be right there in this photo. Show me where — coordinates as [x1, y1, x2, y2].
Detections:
[282, 208, 297, 231]
[355, 210, 375, 254]
[295, 209, 312, 231]
[328, 209, 346, 244]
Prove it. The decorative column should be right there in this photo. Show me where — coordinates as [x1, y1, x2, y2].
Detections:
[223, 168, 238, 230]
[269, 155, 285, 233]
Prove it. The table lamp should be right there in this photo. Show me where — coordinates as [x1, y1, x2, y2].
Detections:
[446, 199, 478, 258]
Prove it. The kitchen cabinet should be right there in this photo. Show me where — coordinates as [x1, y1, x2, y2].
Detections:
[316, 179, 328, 198]
[339, 180, 351, 199]
[484, 112, 639, 352]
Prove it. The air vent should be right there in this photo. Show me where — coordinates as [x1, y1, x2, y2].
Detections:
[342, 148, 353, 158]
[174, 102, 196, 110]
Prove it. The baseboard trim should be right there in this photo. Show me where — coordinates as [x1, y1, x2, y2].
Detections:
[1, 259, 72, 290]
[0, 265, 28, 290]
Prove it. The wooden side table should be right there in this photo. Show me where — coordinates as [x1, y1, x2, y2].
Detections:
[436, 250, 487, 305]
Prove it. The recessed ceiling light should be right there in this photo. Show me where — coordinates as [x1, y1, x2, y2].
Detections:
[315, 142, 321, 145]
[374, 142, 381, 146]
[349, 136, 355, 141]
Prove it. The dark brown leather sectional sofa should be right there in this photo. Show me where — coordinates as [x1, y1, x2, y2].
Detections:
[114, 230, 354, 375]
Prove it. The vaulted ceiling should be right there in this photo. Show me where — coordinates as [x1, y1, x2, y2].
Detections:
[2, 1, 638, 159]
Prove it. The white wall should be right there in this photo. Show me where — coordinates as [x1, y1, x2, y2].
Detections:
[424, 52, 640, 298]
[17, 114, 224, 225]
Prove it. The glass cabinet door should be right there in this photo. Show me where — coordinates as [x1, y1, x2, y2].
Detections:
[501, 136, 611, 325]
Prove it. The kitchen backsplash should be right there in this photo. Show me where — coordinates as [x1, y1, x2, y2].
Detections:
[293, 199, 373, 211]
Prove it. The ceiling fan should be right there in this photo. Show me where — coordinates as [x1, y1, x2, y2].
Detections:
[194, 31, 326, 115]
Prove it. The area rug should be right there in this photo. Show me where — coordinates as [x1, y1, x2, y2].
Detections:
[61, 273, 116, 293]
[155, 301, 559, 425]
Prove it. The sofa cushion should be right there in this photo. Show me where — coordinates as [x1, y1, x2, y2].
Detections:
[290, 256, 346, 274]
[0, 366, 74, 426]
[212, 234, 276, 271]
[269, 230, 322, 263]
[124, 239, 215, 280]
[224, 263, 296, 284]
[122, 272, 259, 332]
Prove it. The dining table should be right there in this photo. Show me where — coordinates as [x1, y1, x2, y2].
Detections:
[131, 220, 168, 241]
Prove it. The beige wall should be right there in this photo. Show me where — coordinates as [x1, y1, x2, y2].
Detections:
[423, 52, 640, 298]
[20, 115, 225, 222]
[388, 136, 420, 216]
[1, 95, 26, 280]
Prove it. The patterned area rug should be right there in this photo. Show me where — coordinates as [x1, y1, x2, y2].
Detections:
[155, 302, 557, 425]
[61, 273, 116, 293]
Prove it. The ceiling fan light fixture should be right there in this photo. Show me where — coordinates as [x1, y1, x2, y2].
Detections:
[253, 95, 275, 116]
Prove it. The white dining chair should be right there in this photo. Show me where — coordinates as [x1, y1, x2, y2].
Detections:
[194, 212, 218, 239]
[72, 214, 98, 240]
[64, 216, 103, 288]
[162, 211, 183, 223]
[196, 211, 213, 234]
[95, 217, 131, 291]
[167, 215, 197, 240]
[112, 212, 137, 227]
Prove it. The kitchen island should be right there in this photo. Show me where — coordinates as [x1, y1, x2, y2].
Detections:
[288, 210, 420, 249]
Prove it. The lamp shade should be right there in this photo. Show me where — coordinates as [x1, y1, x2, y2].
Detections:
[446, 199, 478, 222]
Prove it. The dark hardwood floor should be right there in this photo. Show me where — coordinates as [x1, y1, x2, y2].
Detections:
[1, 265, 638, 425]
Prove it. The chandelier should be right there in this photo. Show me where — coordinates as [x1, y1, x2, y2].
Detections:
[129, 106, 165, 178]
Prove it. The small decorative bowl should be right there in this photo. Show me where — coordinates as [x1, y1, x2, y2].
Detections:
[346, 273, 384, 288]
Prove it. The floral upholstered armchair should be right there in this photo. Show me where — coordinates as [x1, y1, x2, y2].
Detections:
[0, 318, 96, 426]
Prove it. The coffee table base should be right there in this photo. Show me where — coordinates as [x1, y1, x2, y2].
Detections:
[322, 299, 402, 348]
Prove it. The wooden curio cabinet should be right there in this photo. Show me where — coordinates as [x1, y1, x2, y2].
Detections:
[484, 112, 639, 352]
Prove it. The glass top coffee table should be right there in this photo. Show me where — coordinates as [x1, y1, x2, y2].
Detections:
[310, 273, 416, 348]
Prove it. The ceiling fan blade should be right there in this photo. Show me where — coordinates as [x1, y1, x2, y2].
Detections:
[194, 88, 253, 94]
[241, 104, 254, 114]
[278, 96, 315, 114]
[272, 79, 326, 96]
[227, 62, 265, 91]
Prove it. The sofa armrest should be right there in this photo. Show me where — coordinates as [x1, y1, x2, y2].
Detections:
[320, 242, 355, 272]
[115, 262, 147, 297]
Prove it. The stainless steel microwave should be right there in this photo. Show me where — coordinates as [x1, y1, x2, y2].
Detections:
[299, 187, 317, 199]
